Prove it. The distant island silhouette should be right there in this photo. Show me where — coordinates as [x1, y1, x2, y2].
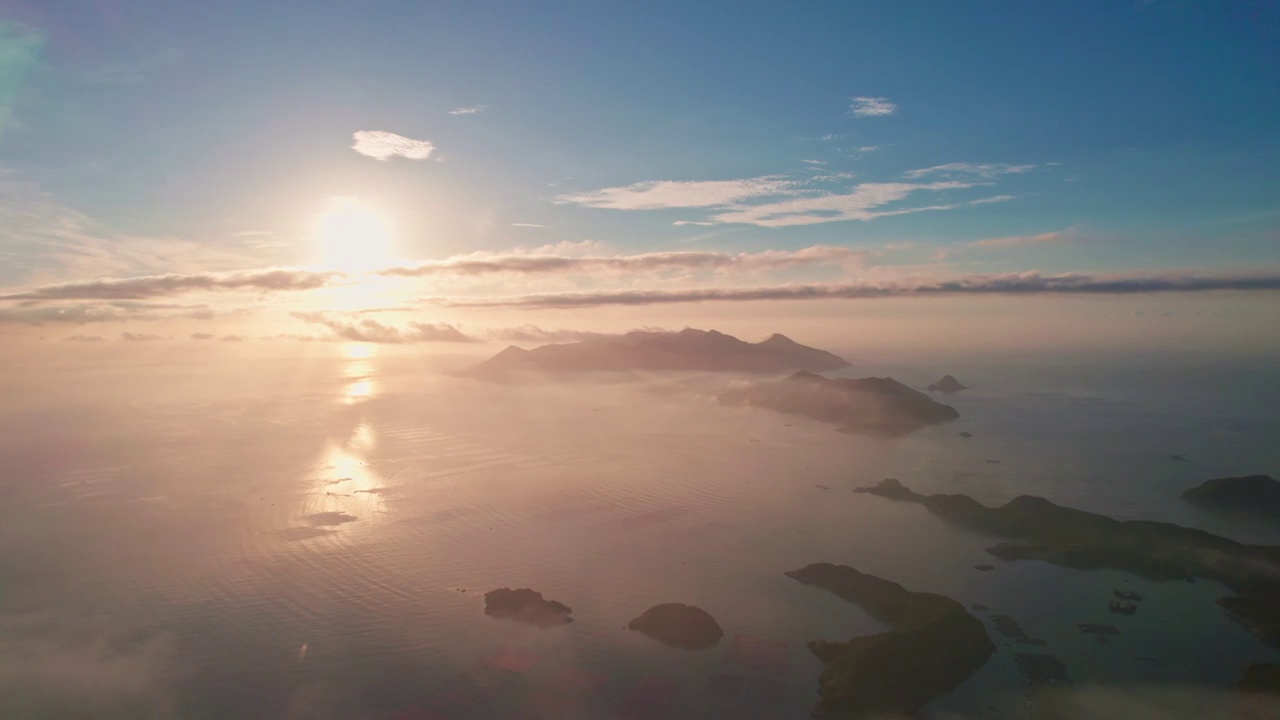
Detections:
[462, 328, 850, 378]
[1182, 475, 1280, 517]
[719, 371, 959, 436]
[928, 374, 968, 393]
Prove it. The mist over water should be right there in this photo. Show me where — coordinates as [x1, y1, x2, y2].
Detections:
[1, 343, 1278, 718]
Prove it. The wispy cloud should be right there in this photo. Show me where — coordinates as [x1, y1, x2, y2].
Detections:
[801, 159, 827, 166]
[510, 223, 547, 228]
[969, 227, 1079, 249]
[120, 331, 163, 342]
[351, 130, 436, 161]
[379, 245, 866, 278]
[1, 268, 341, 302]
[555, 163, 1016, 227]
[291, 312, 478, 343]
[486, 325, 614, 343]
[431, 271, 1280, 308]
[555, 176, 796, 210]
[904, 163, 1036, 179]
[448, 106, 486, 115]
[709, 181, 979, 228]
[850, 96, 897, 117]
[190, 333, 215, 340]
[64, 334, 104, 342]
[0, 302, 220, 325]
[968, 194, 1016, 205]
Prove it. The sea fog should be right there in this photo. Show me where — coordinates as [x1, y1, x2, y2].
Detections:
[1, 340, 1278, 719]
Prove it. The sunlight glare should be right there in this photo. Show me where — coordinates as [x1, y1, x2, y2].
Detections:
[314, 196, 398, 272]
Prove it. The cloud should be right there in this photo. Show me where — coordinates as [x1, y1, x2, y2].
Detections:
[904, 163, 1036, 179]
[856, 145, 880, 153]
[0, 613, 175, 717]
[850, 96, 897, 117]
[379, 245, 867, 278]
[351, 130, 435, 161]
[0, 268, 340, 302]
[510, 223, 547, 228]
[555, 176, 796, 210]
[190, 333, 215, 340]
[801, 159, 827, 165]
[120, 332, 163, 341]
[64, 334, 103, 342]
[448, 106, 485, 115]
[969, 194, 1016, 205]
[291, 312, 478, 343]
[430, 271, 1280, 308]
[485, 325, 613, 343]
[970, 227, 1079, 250]
[555, 167, 1002, 227]
[219, 335, 245, 342]
[709, 181, 979, 227]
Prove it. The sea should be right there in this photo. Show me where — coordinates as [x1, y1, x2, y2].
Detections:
[1, 342, 1278, 719]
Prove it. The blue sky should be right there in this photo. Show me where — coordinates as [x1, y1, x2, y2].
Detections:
[0, 1, 1278, 340]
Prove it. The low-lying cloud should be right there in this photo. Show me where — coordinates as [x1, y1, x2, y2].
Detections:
[1, 269, 341, 302]
[379, 245, 866, 278]
[291, 312, 478, 343]
[431, 271, 1280, 308]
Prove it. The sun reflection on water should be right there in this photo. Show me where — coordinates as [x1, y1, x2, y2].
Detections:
[341, 343, 376, 404]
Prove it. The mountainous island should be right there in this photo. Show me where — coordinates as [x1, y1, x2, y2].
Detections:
[1182, 474, 1280, 517]
[928, 374, 969, 393]
[785, 563, 995, 718]
[719, 371, 959, 436]
[462, 328, 850, 378]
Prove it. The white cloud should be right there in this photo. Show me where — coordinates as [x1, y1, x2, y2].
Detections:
[449, 106, 485, 115]
[351, 130, 436, 161]
[673, 221, 716, 226]
[969, 227, 1080, 249]
[801, 159, 827, 165]
[554, 176, 797, 210]
[969, 194, 1017, 205]
[510, 223, 547, 228]
[850, 96, 897, 117]
[856, 145, 880, 153]
[709, 181, 977, 228]
[904, 163, 1035, 179]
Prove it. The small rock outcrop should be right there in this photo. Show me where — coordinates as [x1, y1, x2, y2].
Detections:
[1181, 475, 1280, 516]
[626, 603, 723, 650]
[928, 375, 969, 393]
[483, 588, 573, 627]
[785, 563, 995, 718]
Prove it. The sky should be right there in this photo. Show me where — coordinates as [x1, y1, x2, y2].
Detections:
[0, 0, 1278, 353]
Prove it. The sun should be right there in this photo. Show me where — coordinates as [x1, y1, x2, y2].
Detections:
[313, 196, 398, 271]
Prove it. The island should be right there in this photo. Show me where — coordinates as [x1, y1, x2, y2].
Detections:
[462, 328, 850, 379]
[483, 588, 573, 627]
[626, 603, 723, 650]
[784, 563, 995, 719]
[927, 375, 968, 393]
[718, 371, 959, 436]
[1181, 475, 1280, 517]
[855, 478, 1280, 650]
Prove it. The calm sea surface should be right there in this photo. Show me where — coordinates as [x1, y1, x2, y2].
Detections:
[1, 347, 1278, 718]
